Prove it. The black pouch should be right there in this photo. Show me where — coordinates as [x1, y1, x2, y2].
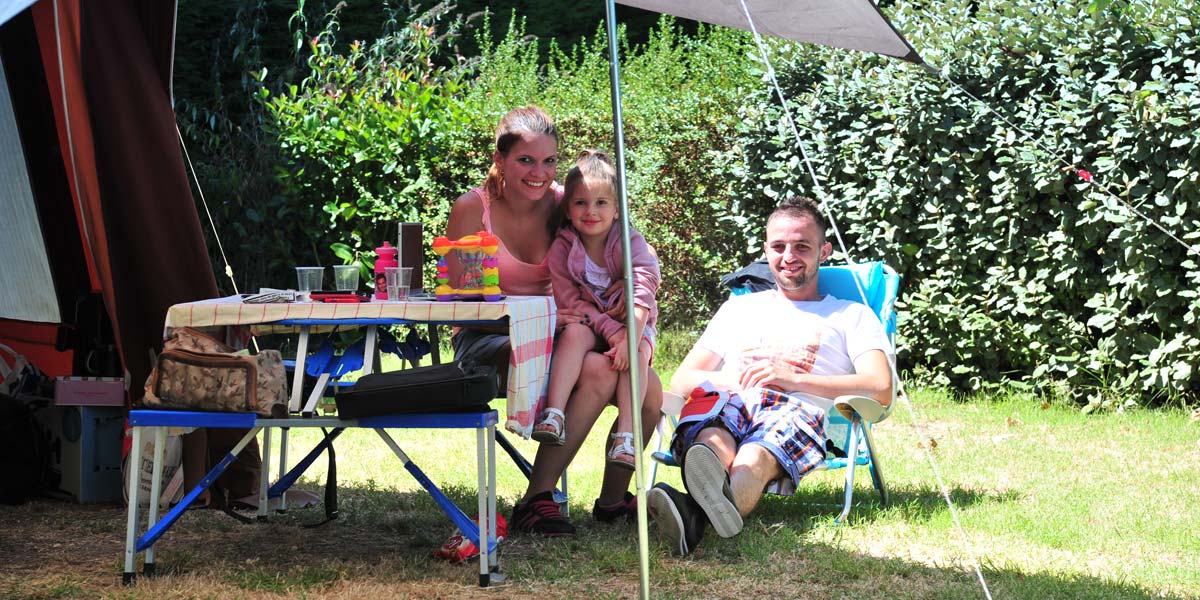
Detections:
[334, 361, 498, 419]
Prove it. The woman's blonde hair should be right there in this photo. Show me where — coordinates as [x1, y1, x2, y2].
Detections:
[482, 106, 559, 201]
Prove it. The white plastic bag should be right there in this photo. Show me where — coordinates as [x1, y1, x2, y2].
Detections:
[121, 432, 184, 510]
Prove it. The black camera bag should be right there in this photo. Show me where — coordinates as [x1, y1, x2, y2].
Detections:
[334, 361, 498, 418]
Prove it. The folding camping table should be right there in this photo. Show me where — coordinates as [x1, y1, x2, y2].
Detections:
[123, 295, 556, 587]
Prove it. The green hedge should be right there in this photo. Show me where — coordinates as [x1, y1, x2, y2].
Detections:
[188, 1, 1197, 406]
[726, 0, 1199, 405]
[260, 12, 759, 323]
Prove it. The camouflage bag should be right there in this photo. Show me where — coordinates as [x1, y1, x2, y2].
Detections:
[142, 328, 287, 417]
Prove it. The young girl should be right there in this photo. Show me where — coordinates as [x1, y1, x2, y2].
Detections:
[535, 150, 661, 470]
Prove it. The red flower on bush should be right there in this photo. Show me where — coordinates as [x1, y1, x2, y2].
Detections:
[1076, 168, 1094, 182]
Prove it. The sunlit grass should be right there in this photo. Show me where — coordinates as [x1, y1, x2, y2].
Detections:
[2, 328, 1197, 598]
[261, 385, 1200, 599]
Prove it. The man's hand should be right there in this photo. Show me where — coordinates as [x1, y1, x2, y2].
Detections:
[737, 357, 803, 390]
[738, 338, 820, 391]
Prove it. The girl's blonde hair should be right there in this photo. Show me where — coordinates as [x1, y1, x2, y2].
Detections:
[482, 105, 559, 201]
[561, 148, 620, 221]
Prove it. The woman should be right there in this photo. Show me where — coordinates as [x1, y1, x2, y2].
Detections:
[447, 106, 663, 536]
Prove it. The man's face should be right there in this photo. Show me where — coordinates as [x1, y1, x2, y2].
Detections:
[764, 213, 831, 300]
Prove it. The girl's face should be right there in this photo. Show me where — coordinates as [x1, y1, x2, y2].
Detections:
[567, 177, 618, 242]
[495, 134, 558, 203]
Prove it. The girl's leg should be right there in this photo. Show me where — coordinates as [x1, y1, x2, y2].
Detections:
[635, 338, 653, 422]
[595, 367, 663, 506]
[613, 339, 654, 435]
[614, 370, 634, 434]
[524, 351, 619, 498]
[544, 323, 598, 412]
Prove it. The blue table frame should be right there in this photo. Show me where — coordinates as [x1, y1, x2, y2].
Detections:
[129, 298, 558, 587]
[122, 409, 500, 587]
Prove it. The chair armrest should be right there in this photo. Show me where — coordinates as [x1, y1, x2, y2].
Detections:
[662, 390, 686, 417]
[833, 395, 891, 424]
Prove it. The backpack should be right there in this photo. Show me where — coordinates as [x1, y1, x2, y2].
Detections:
[0, 393, 52, 505]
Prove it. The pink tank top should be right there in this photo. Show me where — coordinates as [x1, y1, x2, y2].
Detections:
[474, 186, 563, 296]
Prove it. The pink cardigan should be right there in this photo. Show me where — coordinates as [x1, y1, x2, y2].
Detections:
[547, 224, 660, 348]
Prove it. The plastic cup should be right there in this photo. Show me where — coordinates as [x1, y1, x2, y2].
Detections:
[333, 264, 359, 292]
[295, 266, 325, 301]
[385, 266, 412, 301]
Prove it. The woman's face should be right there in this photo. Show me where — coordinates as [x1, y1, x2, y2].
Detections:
[495, 134, 558, 203]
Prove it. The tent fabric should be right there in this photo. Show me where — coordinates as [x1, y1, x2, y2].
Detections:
[31, 0, 103, 292]
[615, 0, 922, 63]
[76, 0, 217, 400]
[0, 5, 94, 376]
[0, 55, 60, 323]
[4, 0, 216, 399]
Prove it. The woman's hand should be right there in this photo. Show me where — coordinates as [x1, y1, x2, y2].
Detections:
[605, 330, 630, 371]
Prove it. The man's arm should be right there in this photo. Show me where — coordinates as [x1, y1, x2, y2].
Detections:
[669, 345, 741, 395]
[795, 349, 892, 405]
[737, 348, 893, 404]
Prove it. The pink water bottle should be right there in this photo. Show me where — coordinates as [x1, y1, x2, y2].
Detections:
[375, 241, 399, 300]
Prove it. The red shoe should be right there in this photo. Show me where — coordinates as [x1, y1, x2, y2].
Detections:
[509, 491, 575, 536]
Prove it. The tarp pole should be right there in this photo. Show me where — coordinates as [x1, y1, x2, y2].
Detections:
[605, 1, 651, 597]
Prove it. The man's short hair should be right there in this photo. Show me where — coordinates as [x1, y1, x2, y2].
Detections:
[768, 196, 829, 238]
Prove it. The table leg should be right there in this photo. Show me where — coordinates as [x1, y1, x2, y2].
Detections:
[259, 426, 273, 520]
[135, 427, 262, 553]
[289, 325, 311, 413]
[302, 372, 330, 416]
[269, 428, 344, 499]
[488, 422, 499, 573]
[428, 324, 441, 365]
[144, 427, 167, 576]
[373, 429, 478, 537]
[363, 325, 378, 375]
[279, 427, 290, 511]
[122, 426, 143, 585]
[476, 426, 489, 587]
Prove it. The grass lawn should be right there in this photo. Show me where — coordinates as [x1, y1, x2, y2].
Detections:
[2, 383, 1196, 599]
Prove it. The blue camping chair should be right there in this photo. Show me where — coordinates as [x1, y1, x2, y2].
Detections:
[650, 261, 900, 522]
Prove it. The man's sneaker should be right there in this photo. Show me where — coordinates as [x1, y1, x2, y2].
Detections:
[647, 483, 705, 556]
[592, 491, 636, 523]
[682, 443, 743, 538]
[509, 491, 576, 537]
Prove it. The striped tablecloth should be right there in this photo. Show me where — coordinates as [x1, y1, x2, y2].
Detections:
[163, 295, 556, 437]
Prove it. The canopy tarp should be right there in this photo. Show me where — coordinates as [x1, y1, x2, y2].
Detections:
[616, 0, 922, 63]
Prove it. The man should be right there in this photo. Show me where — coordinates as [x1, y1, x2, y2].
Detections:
[647, 196, 893, 555]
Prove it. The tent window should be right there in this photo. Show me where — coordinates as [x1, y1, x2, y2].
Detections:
[0, 52, 61, 323]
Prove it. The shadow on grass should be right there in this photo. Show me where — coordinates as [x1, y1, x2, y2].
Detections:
[757, 481, 1022, 527]
[0, 482, 1185, 600]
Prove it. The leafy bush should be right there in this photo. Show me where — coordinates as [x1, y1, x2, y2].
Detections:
[446, 16, 760, 327]
[259, 4, 472, 284]
[186, 0, 1197, 406]
[727, 0, 1199, 405]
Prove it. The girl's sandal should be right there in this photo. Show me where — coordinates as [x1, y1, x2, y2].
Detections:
[607, 432, 637, 471]
[531, 407, 567, 446]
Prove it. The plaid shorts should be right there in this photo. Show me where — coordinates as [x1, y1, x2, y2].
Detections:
[672, 388, 826, 494]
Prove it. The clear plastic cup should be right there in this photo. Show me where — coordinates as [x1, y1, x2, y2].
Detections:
[332, 264, 359, 292]
[295, 267, 325, 301]
[385, 266, 412, 301]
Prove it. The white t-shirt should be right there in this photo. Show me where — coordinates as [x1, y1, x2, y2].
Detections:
[695, 290, 893, 409]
